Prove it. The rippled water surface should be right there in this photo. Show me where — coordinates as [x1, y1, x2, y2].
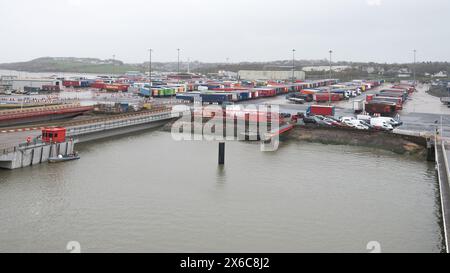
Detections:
[0, 130, 443, 252]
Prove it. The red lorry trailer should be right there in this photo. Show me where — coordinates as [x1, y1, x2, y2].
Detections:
[63, 80, 80, 88]
[365, 102, 397, 116]
[307, 105, 335, 116]
[313, 93, 341, 102]
[372, 96, 403, 110]
[392, 85, 415, 94]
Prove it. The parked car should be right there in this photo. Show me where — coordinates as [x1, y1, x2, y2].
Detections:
[341, 119, 367, 130]
[340, 116, 357, 123]
[303, 116, 318, 124]
[323, 117, 341, 126]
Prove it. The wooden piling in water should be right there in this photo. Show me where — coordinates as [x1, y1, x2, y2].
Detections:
[218, 142, 225, 165]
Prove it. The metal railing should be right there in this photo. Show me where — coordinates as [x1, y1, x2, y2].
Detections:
[67, 111, 181, 137]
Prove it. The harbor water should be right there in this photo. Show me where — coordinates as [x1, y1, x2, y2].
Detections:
[0, 129, 443, 252]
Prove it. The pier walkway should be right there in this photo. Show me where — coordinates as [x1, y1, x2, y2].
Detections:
[435, 135, 450, 253]
[66, 110, 180, 142]
[0, 109, 181, 169]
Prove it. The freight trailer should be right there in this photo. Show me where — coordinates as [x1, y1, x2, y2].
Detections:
[353, 99, 365, 113]
[378, 91, 407, 101]
[372, 97, 403, 110]
[91, 82, 107, 89]
[392, 85, 415, 94]
[152, 88, 176, 97]
[201, 93, 232, 104]
[364, 102, 397, 116]
[254, 88, 277, 97]
[42, 85, 61, 92]
[104, 84, 130, 92]
[63, 80, 80, 88]
[24, 86, 41, 93]
[306, 105, 335, 117]
[313, 93, 342, 102]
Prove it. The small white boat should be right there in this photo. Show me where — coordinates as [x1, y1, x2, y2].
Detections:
[49, 154, 80, 163]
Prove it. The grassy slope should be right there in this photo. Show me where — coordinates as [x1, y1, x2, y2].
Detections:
[0, 58, 144, 74]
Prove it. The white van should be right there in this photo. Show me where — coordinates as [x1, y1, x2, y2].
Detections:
[370, 118, 394, 131]
[374, 117, 403, 127]
[356, 114, 371, 123]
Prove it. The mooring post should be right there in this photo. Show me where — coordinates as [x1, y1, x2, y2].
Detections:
[218, 142, 225, 165]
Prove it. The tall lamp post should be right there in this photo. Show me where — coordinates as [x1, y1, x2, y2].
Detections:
[292, 49, 296, 83]
[177, 48, 181, 75]
[413, 49, 417, 86]
[329, 50, 333, 105]
[112, 54, 116, 76]
[148, 49, 153, 88]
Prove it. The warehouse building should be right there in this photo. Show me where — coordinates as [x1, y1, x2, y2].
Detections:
[238, 70, 306, 81]
[11, 78, 61, 92]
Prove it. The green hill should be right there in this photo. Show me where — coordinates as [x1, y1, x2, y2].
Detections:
[0, 57, 144, 74]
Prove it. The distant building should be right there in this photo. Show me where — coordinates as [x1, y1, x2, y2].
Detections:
[0, 75, 17, 91]
[302, 66, 350, 72]
[238, 70, 306, 81]
[11, 78, 61, 92]
[432, 71, 448, 78]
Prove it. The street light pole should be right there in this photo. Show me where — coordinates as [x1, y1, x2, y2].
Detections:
[329, 49, 333, 105]
[112, 54, 116, 76]
[413, 49, 417, 86]
[148, 49, 153, 87]
[292, 49, 296, 83]
[187, 57, 190, 74]
[177, 48, 180, 75]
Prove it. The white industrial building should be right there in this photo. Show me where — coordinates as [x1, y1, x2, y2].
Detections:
[11, 78, 61, 92]
[302, 66, 351, 72]
[238, 70, 306, 81]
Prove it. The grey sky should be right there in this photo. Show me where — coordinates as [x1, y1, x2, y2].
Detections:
[0, 0, 449, 63]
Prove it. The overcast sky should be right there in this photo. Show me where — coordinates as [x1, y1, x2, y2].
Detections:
[0, 0, 449, 64]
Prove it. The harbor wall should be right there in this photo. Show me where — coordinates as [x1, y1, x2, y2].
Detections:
[0, 141, 75, 170]
[288, 126, 428, 157]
